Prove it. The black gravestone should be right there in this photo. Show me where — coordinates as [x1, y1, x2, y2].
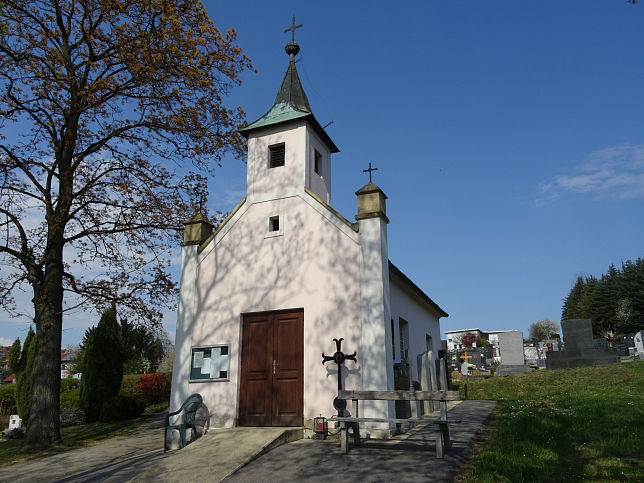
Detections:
[545, 319, 619, 370]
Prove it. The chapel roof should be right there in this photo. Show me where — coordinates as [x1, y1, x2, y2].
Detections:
[239, 39, 339, 153]
[389, 262, 449, 318]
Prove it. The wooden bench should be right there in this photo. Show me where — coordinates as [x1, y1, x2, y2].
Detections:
[164, 393, 203, 452]
[328, 389, 461, 458]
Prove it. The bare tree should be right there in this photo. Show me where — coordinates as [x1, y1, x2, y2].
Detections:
[0, 0, 252, 447]
[528, 319, 561, 343]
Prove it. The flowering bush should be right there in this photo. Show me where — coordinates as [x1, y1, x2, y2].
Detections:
[120, 375, 140, 396]
[135, 373, 172, 404]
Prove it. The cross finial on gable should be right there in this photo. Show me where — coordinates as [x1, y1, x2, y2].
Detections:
[284, 16, 303, 42]
[363, 162, 378, 183]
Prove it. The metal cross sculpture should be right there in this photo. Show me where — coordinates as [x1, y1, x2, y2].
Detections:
[363, 162, 378, 183]
[322, 338, 357, 416]
[284, 16, 303, 42]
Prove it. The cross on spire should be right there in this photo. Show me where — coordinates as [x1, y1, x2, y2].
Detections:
[284, 16, 303, 42]
[363, 162, 378, 183]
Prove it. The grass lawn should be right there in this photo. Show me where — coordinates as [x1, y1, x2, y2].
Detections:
[455, 361, 644, 482]
[0, 409, 163, 467]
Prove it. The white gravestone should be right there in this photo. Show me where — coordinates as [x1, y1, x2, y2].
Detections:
[9, 415, 22, 430]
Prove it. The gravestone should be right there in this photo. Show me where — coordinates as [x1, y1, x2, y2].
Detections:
[545, 319, 619, 370]
[8, 415, 21, 430]
[524, 346, 539, 366]
[416, 351, 436, 414]
[496, 331, 530, 375]
[561, 319, 594, 350]
[634, 330, 644, 357]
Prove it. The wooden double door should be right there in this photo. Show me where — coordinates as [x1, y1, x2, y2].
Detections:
[239, 310, 303, 426]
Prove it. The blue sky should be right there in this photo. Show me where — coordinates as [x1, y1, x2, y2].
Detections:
[2, 1, 643, 347]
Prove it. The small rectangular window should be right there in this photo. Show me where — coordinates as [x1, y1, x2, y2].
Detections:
[314, 150, 322, 175]
[265, 214, 284, 238]
[190, 345, 230, 381]
[269, 143, 285, 168]
[269, 216, 280, 232]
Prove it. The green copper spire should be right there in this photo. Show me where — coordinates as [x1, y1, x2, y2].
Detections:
[240, 19, 339, 153]
[272, 41, 312, 114]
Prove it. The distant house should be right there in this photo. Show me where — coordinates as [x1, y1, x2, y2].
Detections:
[61, 349, 77, 379]
[444, 328, 484, 351]
[2, 373, 15, 385]
[0, 345, 10, 367]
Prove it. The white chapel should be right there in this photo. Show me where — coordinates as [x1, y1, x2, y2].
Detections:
[170, 30, 448, 430]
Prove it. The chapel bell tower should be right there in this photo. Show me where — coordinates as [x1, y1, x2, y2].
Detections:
[239, 18, 339, 205]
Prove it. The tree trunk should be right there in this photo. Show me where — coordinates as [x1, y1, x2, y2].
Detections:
[24, 241, 64, 447]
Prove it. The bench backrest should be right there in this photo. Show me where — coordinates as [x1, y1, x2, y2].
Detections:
[181, 393, 203, 424]
[338, 390, 460, 401]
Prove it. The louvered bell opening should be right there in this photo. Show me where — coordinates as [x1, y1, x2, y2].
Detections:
[269, 143, 285, 168]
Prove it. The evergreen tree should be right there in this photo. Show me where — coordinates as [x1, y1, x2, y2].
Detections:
[7, 337, 21, 374]
[562, 259, 644, 336]
[15, 327, 36, 422]
[622, 259, 644, 329]
[79, 306, 124, 421]
[121, 320, 165, 373]
[562, 276, 586, 320]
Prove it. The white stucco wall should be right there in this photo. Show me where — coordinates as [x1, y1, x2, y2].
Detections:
[171, 193, 362, 426]
[247, 123, 306, 203]
[389, 277, 442, 388]
[305, 128, 332, 204]
[357, 215, 394, 423]
[246, 122, 331, 205]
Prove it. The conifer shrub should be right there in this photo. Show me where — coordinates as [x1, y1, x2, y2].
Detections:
[15, 327, 36, 422]
[0, 384, 17, 416]
[7, 338, 21, 374]
[79, 306, 124, 421]
[99, 393, 145, 422]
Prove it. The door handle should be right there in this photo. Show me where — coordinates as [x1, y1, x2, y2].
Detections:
[272, 360, 279, 374]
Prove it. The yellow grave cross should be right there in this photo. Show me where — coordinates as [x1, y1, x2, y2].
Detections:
[461, 351, 473, 363]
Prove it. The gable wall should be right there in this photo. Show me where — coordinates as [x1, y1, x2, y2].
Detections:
[173, 194, 362, 426]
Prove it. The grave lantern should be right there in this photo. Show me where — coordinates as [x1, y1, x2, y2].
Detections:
[313, 415, 328, 439]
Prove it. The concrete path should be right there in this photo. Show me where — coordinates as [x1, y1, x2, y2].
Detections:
[0, 413, 166, 483]
[0, 400, 495, 482]
[225, 400, 496, 482]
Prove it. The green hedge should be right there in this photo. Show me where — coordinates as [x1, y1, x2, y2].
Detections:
[60, 388, 81, 412]
[61, 378, 81, 392]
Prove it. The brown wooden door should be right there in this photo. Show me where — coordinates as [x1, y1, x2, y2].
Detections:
[239, 310, 303, 426]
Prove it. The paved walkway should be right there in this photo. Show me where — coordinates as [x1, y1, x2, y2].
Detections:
[226, 400, 496, 482]
[0, 413, 166, 483]
[0, 400, 496, 482]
